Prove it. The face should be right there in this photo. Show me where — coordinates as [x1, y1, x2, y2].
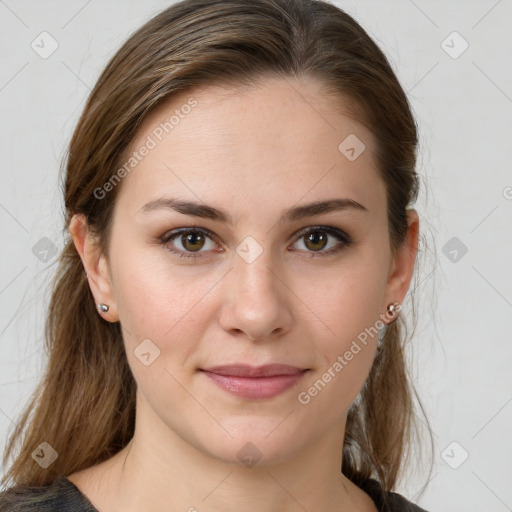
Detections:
[75, 76, 418, 468]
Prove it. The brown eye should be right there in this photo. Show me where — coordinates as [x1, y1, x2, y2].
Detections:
[303, 231, 328, 252]
[161, 228, 218, 259]
[291, 226, 353, 258]
[160, 225, 352, 260]
[180, 231, 206, 252]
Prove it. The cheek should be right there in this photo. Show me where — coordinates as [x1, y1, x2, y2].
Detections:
[300, 255, 387, 403]
[312, 257, 387, 344]
[108, 241, 225, 392]
[296, 293, 381, 424]
[109, 234, 205, 337]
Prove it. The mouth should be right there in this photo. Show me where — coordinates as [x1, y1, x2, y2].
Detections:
[199, 364, 309, 399]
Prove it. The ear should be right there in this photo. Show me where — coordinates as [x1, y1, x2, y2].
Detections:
[69, 214, 119, 322]
[382, 209, 420, 324]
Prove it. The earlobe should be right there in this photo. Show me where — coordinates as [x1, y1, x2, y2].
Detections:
[69, 214, 119, 322]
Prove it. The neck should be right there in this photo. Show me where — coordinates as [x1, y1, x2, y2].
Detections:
[75, 392, 375, 512]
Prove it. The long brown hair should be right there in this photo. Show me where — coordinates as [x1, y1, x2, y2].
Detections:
[2, 0, 434, 499]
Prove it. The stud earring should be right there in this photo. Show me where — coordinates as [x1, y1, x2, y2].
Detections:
[378, 302, 401, 347]
[386, 302, 401, 322]
[97, 303, 109, 313]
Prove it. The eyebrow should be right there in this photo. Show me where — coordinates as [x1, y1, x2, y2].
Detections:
[138, 197, 368, 224]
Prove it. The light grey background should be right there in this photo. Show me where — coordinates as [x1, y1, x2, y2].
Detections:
[1, 1, 511, 510]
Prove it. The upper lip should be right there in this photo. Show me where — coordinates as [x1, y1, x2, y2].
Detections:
[200, 364, 307, 377]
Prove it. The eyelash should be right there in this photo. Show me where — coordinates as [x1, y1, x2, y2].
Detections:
[159, 225, 353, 260]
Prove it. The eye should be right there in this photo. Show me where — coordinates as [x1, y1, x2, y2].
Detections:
[160, 225, 353, 259]
[161, 227, 219, 259]
[289, 226, 353, 259]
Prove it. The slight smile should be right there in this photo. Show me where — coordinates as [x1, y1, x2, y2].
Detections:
[200, 364, 310, 399]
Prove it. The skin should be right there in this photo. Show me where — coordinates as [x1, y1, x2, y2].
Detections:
[68, 76, 419, 512]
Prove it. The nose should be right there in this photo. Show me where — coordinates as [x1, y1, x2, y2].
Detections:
[218, 244, 293, 342]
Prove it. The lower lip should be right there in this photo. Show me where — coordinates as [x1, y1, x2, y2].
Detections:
[201, 370, 308, 399]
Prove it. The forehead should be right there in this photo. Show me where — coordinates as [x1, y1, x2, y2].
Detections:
[114, 76, 385, 220]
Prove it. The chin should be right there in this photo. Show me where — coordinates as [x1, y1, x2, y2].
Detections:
[195, 416, 308, 469]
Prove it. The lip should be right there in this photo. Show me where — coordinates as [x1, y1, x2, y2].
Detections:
[200, 364, 309, 399]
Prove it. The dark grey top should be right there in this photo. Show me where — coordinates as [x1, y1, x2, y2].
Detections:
[0, 476, 429, 511]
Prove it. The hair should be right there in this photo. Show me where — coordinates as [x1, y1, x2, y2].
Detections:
[1, 0, 434, 504]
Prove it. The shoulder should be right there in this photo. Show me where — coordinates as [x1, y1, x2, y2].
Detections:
[0, 477, 98, 511]
[359, 477, 431, 512]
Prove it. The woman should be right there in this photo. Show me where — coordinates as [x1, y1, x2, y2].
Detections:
[0, 0, 434, 510]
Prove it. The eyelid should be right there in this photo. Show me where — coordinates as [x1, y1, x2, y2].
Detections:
[161, 226, 218, 243]
[291, 225, 351, 243]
